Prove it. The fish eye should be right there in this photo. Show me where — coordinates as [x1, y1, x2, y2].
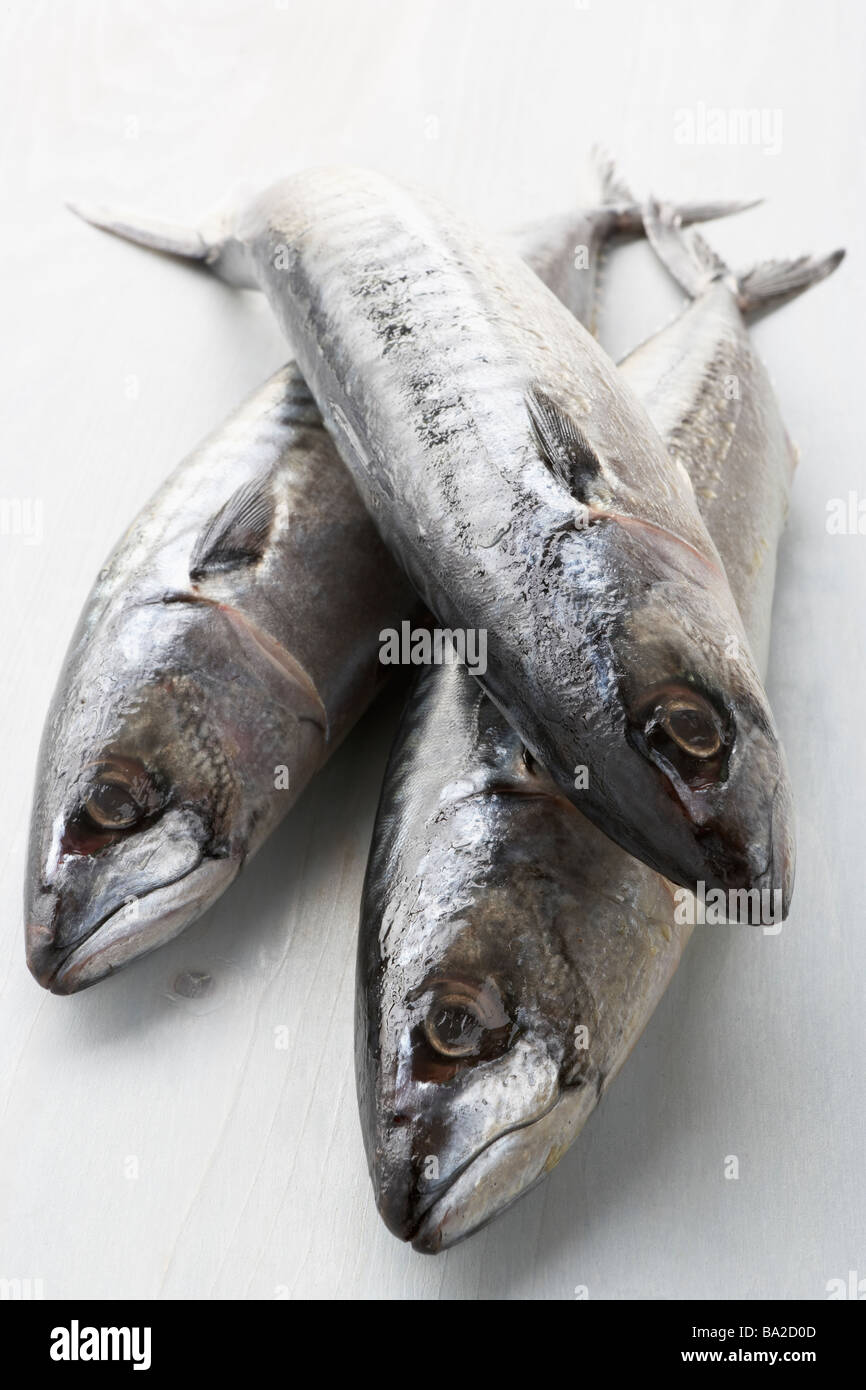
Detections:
[84, 779, 144, 830]
[629, 683, 731, 790]
[80, 760, 160, 833]
[422, 979, 510, 1061]
[650, 694, 723, 759]
[425, 999, 484, 1058]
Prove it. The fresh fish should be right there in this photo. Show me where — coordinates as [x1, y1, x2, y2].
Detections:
[357, 218, 843, 1251]
[25, 367, 413, 992]
[71, 168, 793, 900]
[29, 177, 749, 993]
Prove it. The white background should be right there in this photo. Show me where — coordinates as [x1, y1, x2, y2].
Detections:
[1, 0, 863, 1300]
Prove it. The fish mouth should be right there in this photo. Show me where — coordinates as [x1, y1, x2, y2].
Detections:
[26, 855, 235, 994]
[747, 843, 794, 921]
[696, 774, 795, 922]
[764, 775, 796, 918]
[695, 843, 793, 920]
[389, 1091, 564, 1254]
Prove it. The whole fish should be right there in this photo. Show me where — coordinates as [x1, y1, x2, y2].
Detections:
[357, 219, 842, 1251]
[29, 175, 744, 992]
[71, 168, 793, 901]
[25, 368, 413, 992]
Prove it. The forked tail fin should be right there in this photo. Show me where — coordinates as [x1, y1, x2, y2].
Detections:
[642, 197, 845, 319]
[66, 199, 258, 288]
[516, 151, 761, 334]
[591, 148, 762, 235]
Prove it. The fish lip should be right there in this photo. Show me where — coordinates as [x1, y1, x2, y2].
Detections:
[391, 1089, 563, 1253]
[26, 856, 209, 994]
[767, 775, 795, 919]
[694, 776, 794, 921]
[749, 844, 794, 921]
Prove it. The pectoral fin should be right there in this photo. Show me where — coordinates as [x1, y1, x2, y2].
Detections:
[527, 387, 605, 507]
[190, 477, 275, 581]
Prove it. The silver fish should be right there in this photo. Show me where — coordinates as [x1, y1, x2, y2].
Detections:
[71, 167, 793, 901]
[25, 368, 413, 992]
[29, 177, 747, 992]
[357, 216, 843, 1251]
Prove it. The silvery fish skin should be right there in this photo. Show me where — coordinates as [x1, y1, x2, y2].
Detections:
[31, 182, 729, 993]
[357, 223, 843, 1252]
[25, 368, 413, 992]
[72, 167, 794, 902]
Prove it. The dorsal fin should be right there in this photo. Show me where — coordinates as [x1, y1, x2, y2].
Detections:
[527, 387, 604, 504]
[190, 477, 275, 581]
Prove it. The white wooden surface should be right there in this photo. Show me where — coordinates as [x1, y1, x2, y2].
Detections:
[1, 0, 863, 1300]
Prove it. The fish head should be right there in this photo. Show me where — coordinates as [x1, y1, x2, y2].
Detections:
[524, 387, 793, 913]
[25, 598, 309, 993]
[358, 806, 601, 1253]
[598, 518, 795, 917]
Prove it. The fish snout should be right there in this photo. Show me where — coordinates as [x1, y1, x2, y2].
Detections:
[751, 852, 794, 923]
[23, 810, 236, 993]
[697, 772, 795, 923]
[751, 776, 796, 921]
[370, 1087, 466, 1246]
[374, 1171, 446, 1253]
[27, 940, 80, 993]
[376, 1176, 427, 1245]
[25, 922, 64, 991]
[24, 885, 68, 991]
[371, 1130, 434, 1245]
[24, 876, 106, 992]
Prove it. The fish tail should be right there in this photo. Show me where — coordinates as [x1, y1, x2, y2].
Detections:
[587, 145, 634, 211]
[66, 198, 258, 288]
[643, 197, 845, 317]
[641, 197, 729, 297]
[590, 148, 761, 233]
[573, 152, 756, 335]
[735, 249, 845, 318]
